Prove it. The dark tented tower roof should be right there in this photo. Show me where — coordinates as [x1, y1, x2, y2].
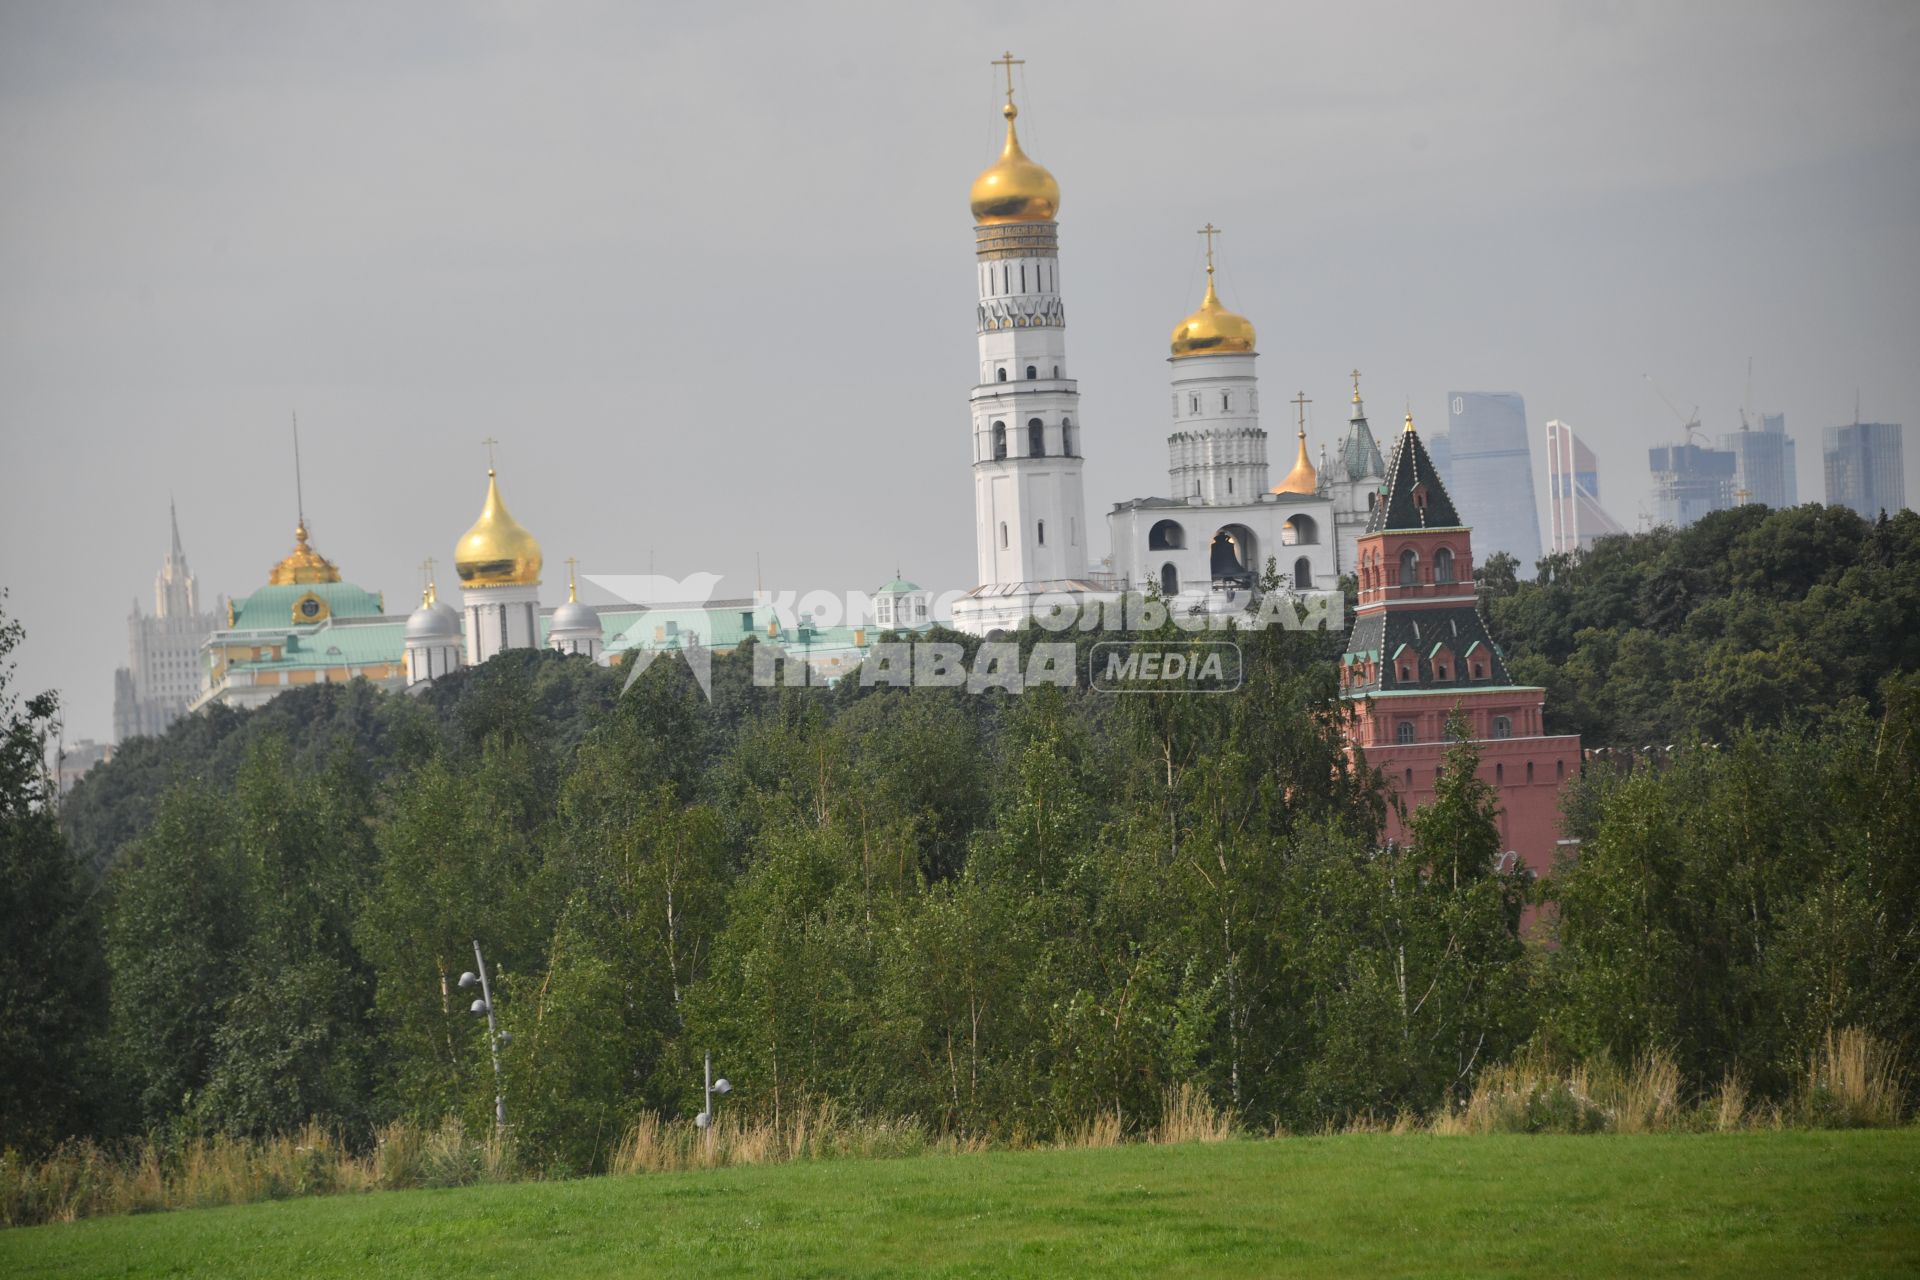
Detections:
[1366, 417, 1462, 533]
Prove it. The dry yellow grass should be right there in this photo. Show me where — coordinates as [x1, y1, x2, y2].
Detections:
[4, 1031, 1908, 1230]
[1798, 1026, 1907, 1128]
[1709, 1070, 1749, 1133]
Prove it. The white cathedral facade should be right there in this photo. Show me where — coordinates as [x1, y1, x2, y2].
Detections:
[951, 72, 1385, 635]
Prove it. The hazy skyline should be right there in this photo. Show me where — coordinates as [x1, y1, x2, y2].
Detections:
[4, 1, 1916, 742]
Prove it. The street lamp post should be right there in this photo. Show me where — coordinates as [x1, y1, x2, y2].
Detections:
[458, 940, 510, 1138]
[694, 1050, 732, 1155]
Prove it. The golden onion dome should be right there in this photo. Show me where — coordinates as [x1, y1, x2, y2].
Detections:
[455, 469, 542, 588]
[267, 523, 341, 585]
[970, 103, 1060, 225]
[1274, 430, 1319, 495]
[1170, 272, 1257, 358]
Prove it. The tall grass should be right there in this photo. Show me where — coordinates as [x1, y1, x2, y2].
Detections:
[5, 1029, 1908, 1230]
[608, 1102, 961, 1176]
[1795, 1027, 1907, 1128]
[0, 1119, 506, 1228]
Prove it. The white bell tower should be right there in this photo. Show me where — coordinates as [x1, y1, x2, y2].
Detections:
[953, 55, 1092, 635]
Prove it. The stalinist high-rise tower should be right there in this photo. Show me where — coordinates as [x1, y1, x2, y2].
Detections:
[952, 55, 1098, 635]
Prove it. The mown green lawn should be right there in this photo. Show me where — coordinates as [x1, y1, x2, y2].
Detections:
[5, 1130, 1916, 1278]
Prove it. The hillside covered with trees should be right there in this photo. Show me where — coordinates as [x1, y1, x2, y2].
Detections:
[3, 503, 1916, 1170]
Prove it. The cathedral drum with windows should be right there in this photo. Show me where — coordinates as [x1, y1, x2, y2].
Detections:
[1339, 412, 1582, 891]
[1107, 228, 1339, 614]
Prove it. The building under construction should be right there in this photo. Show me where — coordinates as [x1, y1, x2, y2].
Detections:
[1648, 440, 1736, 528]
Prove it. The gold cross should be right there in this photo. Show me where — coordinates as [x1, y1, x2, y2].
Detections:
[1293, 390, 1312, 433]
[1198, 222, 1221, 275]
[992, 51, 1024, 105]
[1350, 369, 1363, 403]
[481, 436, 498, 471]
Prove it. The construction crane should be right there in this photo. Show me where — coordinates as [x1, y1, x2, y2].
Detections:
[1643, 373, 1705, 446]
[1738, 356, 1753, 433]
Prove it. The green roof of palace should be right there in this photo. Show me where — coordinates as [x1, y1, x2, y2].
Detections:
[876, 579, 922, 594]
[214, 599, 882, 679]
[235, 620, 408, 670]
[230, 582, 385, 631]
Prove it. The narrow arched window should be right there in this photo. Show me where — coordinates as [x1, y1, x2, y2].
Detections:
[1294, 557, 1312, 589]
[1160, 563, 1179, 595]
[992, 422, 1007, 460]
[1493, 716, 1512, 739]
[1037, 520, 1046, 546]
[1496, 762, 1504, 783]
[1026, 365, 1037, 380]
[1028, 419, 1044, 456]
[1397, 721, 1416, 745]
[1062, 419, 1074, 454]
[1527, 761, 1535, 783]
[1399, 549, 1419, 586]
[999, 521, 1008, 548]
[1221, 392, 1231, 412]
[996, 368, 1007, 382]
[1435, 547, 1456, 583]
[1052, 365, 1060, 378]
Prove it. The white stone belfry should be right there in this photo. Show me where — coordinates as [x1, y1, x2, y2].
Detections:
[1108, 228, 1339, 614]
[953, 61, 1096, 634]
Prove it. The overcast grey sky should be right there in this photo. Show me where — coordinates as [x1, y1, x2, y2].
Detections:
[3, 1, 1916, 742]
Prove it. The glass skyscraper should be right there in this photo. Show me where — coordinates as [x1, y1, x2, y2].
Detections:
[1823, 422, 1906, 520]
[1722, 413, 1798, 510]
[1444, 392, 1543, 573]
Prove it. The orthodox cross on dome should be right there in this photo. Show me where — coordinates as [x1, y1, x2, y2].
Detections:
[992, 51, 1024, 106]
[565, 556, 580, 602]
[481, 436, 499, 474]
[1292, 390, 1312, 436]
[1197, 222, 1221, 277]
[1351, 368, 1363, 404]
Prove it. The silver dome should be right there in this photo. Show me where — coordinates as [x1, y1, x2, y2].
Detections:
[406, 599, 461, 642]
[548, 599, 598, 637]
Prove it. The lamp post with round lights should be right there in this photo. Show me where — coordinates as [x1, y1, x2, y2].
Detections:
[457, 940, 510, 1137]
[695, 1051, 732, 1154]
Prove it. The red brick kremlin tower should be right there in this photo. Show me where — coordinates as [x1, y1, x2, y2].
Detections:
[1340, 413, 1581, 878]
